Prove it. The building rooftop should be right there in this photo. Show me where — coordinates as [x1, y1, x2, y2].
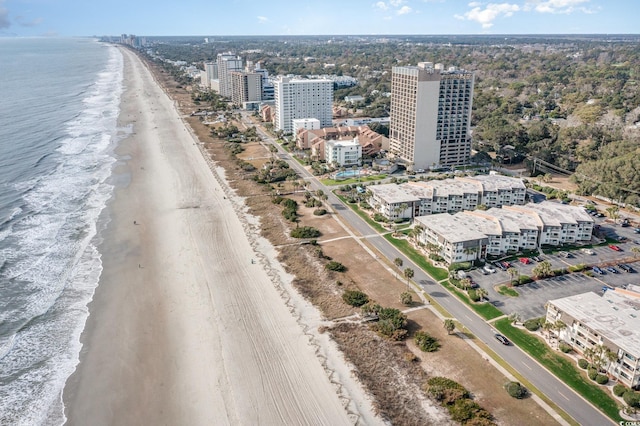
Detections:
[480, 207, 541, 233]
[464, 174, 526, 192]
[550, 291, 640, 357]
[369, 184, 420, 205]
[415, 201, 593, 242]
[415, 212, 496, 243]
[508, 201, 593, 227]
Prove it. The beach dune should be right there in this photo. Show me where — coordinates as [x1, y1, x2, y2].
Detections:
[63, 47, 357, 425]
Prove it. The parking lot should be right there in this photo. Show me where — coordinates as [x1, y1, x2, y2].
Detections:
[468, 221, 640, 320]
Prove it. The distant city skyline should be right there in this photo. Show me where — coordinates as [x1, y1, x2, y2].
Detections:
[0, 0, 637, 37]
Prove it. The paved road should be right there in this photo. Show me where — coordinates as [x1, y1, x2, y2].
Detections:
[248, 115, 614, 426]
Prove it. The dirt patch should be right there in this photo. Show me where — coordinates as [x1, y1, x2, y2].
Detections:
[142, 54, 560, 426]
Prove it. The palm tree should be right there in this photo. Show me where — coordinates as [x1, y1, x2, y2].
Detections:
[541, 321, 554, 341]
[532, 260, 552, 279]
[403, 267, 414, 287]
[553, 320, 567, 349]
[393, 258, 403, 281]
[444, 319, 456, 335]
[476, 288, 488, 301]
[507, 267, 519, 286]
[606, 205, 619, 223]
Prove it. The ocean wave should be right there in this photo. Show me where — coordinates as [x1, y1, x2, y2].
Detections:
[0, 41, 123, 426]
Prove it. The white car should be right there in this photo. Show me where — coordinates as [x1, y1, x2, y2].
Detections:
[483, 264, 496, 273]
[580, 248, 595, 255]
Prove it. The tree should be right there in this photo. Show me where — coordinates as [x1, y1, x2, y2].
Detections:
[606, 205, 620, 223]
[394, 257, 404, 268]
[415, 331, 441, 352]
[507, 267, 519, 286]
[476, 288, 488, 301]
[342, 290, 369, 307]
[631, 246, 640, 258]
[552, 320, 567, 349]
[400, 291, 413, 306]
[532, 260, 552, 278]
[444, 319, 456, 335]
[403, 268, 415, 287]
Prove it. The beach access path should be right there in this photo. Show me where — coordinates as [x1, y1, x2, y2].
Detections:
[63, 47, 370, 425]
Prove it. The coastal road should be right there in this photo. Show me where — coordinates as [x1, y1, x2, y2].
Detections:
[246, 114, 615, 426]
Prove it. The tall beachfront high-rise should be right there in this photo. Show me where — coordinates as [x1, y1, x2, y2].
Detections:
[389, 62, 474, 170]
[273, 77, 333, 134]
[231, 71, 263, 107]
[217, 53, 243, 98]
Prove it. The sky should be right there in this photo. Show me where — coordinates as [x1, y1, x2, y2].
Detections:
[0, 0, 638, 37]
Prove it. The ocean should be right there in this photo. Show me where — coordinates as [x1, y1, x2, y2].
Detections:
[0, 38, 123, 425]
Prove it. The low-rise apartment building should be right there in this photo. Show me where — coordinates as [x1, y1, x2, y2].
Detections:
[413, 202, 593, 263]
[367, 175, 526, 220]
[546, 291, 640, 389]
[325, 138, 362, 167]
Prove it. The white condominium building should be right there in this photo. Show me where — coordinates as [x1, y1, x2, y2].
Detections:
[414, 201, 594, 264]
[274, 77, 333, 134]
[389, 62, 474, 170]
[546, 291, 640, 389]
[368, 175, 526, 220]
[325, 138, 362, 167]
[217, 53, 243, 98]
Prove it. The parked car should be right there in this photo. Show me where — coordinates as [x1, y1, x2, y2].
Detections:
[592, 266, 605, 275]
[531, 256, 542, 262]
[519, 257, 531, 264]
[609, 245, 623, 252]
[483, 264, 496, 274]
[494, 262, 506, 271]
[619, 264, 635, 273]
[580, 248, 595, 255]
[501, 261, 511, 269]
[621, 219, 630, 227]
[606, 266, 619, 274]
[558, 251, 572, 258]
[495, 334, 510, 345]
[634, 228, 640, 234]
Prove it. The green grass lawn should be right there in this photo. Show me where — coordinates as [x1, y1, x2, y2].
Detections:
[333, 192, 386, 233]
[494, 318, 622, 422]
[383, 234, 449, 281]
[497, 285, 519, 297]
[321, 174, 387, 186]
[440, 280, 504, 320]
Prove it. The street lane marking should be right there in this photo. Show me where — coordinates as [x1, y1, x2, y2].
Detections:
[557, 391, 570, 401]
[521, 361, 532, 370]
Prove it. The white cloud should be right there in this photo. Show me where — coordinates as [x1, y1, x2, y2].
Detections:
[374, 1, 389, 11]
[397, 5, 413, 15]
[390, 0, 406, 6]
[524, 0, 591, 14]
[257, 16, 268, 23]
[458, 2, 520, 28]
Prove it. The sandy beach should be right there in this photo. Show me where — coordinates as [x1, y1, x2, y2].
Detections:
[63, 47, 374, 425]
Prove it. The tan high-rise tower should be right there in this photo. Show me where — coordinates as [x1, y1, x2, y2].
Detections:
[389, 62, 474, 170]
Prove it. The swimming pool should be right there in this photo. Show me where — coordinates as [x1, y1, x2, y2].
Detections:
[334, 169, 361, 179]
